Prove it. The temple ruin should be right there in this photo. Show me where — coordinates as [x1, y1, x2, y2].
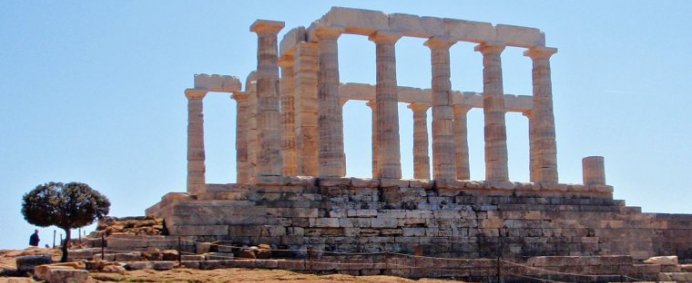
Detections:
[146, 7, 691, 275]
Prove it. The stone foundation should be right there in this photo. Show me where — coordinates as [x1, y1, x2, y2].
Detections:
[146, 178, 691, 262]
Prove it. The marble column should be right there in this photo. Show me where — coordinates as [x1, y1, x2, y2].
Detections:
[453, 105, 471, 180]
[294, 42, 319, 176]
[582, 156, 605, 185]
[475, 42, 509, 182]
[185, 88, 207, 195]
[246, 74, 258, 183]
[232, 92, 250, 184]
[251, 20, 284, 177]
[369, 31, 402, 179]
[425, 37, 457, 180]
[366, 100, 379, 178]
[525, 47, 559, 183]
[408, 103, 430, 180]
[315, 26, 346, 177]
[279, 56, 298, 176]
[523, 110, 537, 183]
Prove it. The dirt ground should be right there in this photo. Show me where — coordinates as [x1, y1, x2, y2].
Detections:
[1, 249, 463, 283]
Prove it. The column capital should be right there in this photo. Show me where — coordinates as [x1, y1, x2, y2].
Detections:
[474, 42, 506, 55]
[366, 99, 376, 109]
[313, 25, 343, 40]
[339, 98, 348, 106]
[452, 105, 471, 115]
[369, 31, 402, 44]
[278, 55, 295, 68]
[185, 88, 207, 100]
[250, 19, 285, 35]
[231, 92, 248, 101]
[524, 46, 558, 60]
[408, 103, 430, 112]
[521, 110, 533, 118]
[424, 36, 456, 49]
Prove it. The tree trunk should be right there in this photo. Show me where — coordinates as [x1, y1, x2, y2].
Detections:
[61, 228, 70, 262]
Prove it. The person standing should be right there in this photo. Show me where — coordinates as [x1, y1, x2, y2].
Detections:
[29, 229, 40, 247]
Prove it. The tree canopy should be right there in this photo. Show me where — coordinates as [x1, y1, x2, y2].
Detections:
[22, 182, 110, 261]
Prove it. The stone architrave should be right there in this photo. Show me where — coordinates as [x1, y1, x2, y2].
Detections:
[251, 20, 285, 177]
[185, 88, 207, 194]
[408, 103, 430, 180]
[425, 37, 457, 180]
[279, 56, 298, 176]
[232, 92, 250, 184]
[366, 100, 379, 178]
[525, 47, 559, 184]
[453, 105, 471, 180]
[294, 42, 320, 176]
[369, 31, 402, 179]
[476, 42, 509, 182]
[315, 26, 346, 177]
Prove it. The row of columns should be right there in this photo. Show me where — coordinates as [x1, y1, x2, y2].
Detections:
[185, 19, 561, 193]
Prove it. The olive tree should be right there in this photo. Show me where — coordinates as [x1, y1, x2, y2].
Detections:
[22, 182, 110, 262]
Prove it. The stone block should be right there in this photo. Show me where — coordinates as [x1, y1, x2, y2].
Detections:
[495, 24, 545, 47]
[388, 13, 427, 37]
[371, 218, 399, 228]
[47, 268, 90, 283]
[309, 218, 340, 228]
[351, 178, 380, 188]
[644, 255, 678, 265]
[194, 74, 242, 93]
[347, 209, 378, 218]
[445, 18, 494, 43]
[319, 7, 389, 35]
[16, 255, 53, 273]
[280, 26, 306, 57]
[176, 225, 228, 236]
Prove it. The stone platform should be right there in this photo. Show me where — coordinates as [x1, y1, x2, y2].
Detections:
[146, 178, 691, 262]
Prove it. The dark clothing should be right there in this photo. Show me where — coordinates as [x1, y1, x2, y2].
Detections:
[29, 232, 39, 246]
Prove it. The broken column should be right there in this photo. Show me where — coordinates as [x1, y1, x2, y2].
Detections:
[370, 31, 402, 179]
[476, 42, 509, 182]
[315, 26, 346, 177]
[583, 156, 606, 185]
[525, 47, 559, 184]
[425, 37, 457, 180]
[185, 88, 207, 194]
[409, 103, 430, 180]
[251, 20, 285, 177]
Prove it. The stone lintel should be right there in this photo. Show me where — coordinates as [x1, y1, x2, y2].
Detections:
[250, 19, 285, 35]
[193, 74, 242, 93]
[279, 26, 307, 57]
[308, 24, 344, 41]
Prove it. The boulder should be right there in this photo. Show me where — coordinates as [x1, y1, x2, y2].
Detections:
[142, 247, 162, 260]
[238, 248, 256, 259]
[102, 264, 126, 274]
[152, 261, 176, 271]
[16, 254, 52, 273]
[124, 261, 153, 270]
[161, 249, 179, 261]
[256, 244, 272, 259]
[34, 265, 73, 281]
[644, 256, 679, 265]
[49, 268, 90, 283]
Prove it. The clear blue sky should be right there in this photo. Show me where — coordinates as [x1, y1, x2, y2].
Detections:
[1, 1, 690, 249]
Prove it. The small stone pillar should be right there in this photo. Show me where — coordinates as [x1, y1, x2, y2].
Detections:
[294, 42, 319, 176]
[315, 26, 346, 177]
[453, 105, 471, 180]
[232, 92, 250, 184]
[475, 42, 509, 182]
[525, 47, 559, 184]
[366, 100, 379, 178]
[409, 103, 430, 180]
[279, 55, 298, 176]
[583, 156, 606, 185]
[425, 37, 457, 180]
[370, 31, 402, 179]
[185, 88, 207, 195]
[251, 20, 285, 177]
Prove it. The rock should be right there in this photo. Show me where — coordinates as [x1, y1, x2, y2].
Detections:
[113, 252, 142, 262]
[102, 264, 126, 274]
[142, 247, 161, 260]
[644, 255, 678, 265]
[161, 249, 179, 261]
[16, 254, 52, 273]
[49, 268, 90, 283]
[152, 261, 176, 271]
[124, 261, 153, 270]
[256, 244, 272, 259]
[681, 264, 692, 272]
[196, 242, 212, 254]
[238, 248, 256, 259]
[51, 261, 86, 269]
[34, 265, 74, 281]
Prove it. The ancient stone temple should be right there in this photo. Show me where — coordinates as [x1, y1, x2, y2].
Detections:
[147, 7, 690, 265]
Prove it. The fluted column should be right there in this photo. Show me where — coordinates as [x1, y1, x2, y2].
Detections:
[453, 105, 471, 180]
[232, 92, 250, 184]
[425, 37, 457, 180]
[370, 32, 402, 179]
[185, 88, 207, 194]
[279, 56, 298, 176]
[246, 74, 258, 183]
[409, 103, 430, 180]
[523, 110, 537, 182]
[251, 20, 284, 177]
[366, 100, 379, 178]
[525, 47, 559, 184]
[315, 26, 346, 177]
[475, 42, 509, 182]
[294, 42, 319, 176]
[582, 156, 605, 185]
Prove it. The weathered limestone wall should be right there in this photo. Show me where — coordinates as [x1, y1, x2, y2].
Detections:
[146, 181, 691, 262]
